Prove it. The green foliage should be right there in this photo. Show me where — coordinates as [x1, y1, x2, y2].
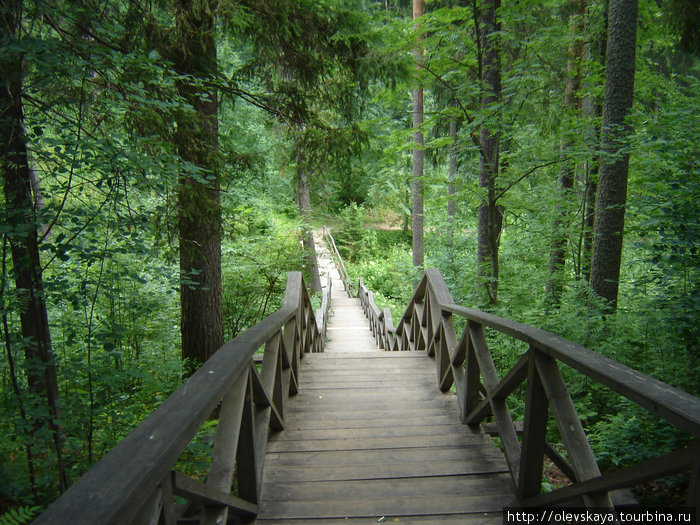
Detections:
[0, 506, 42, 525]
[333, 203, 378, 262]
[0, 0, 697, 513]
[222, 210, 305, 339]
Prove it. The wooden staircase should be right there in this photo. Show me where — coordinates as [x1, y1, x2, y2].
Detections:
[254, 280, 517, 523]
[35, 227, 700, 524]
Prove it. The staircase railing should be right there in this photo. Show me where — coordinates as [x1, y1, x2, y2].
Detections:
[360, 268, 700, 508]
[36, 271, 330, 525]
[322, 225, 354, 296]
[358, 277, 396, 351]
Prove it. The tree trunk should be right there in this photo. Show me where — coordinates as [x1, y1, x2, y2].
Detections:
[476, 0, 501, 305]
[548, 6, 583, 302]
[590, 0, 638, 311]
[174, 0, 223, 368]
[296, 169, 322, 293]
[0, 0, 66, 492]
[448, 114, 456, 220]
[578, 1, 606, 282]
[412, 0, 424, 282]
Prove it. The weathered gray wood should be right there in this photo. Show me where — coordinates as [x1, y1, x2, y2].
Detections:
[250, 362, 283, 431]
[522, 444, 699, 507]
[260, 473, 513, 501]
[131, 487, 162, 525]
[266, 433, 488, 453]
[469, 323, 522, 482]
[544, 442, 577, 482]
[256, 492, 516, 520]
[466, 352, 528, 423]
[259, 333, 280, 397]
[332, 267, 700, 511]
[465, 322, 483, 421]
[159, 473, 176, 525]
[264, 444, 500, 467]
[171, 471, 257, 516]
[255, 345, 515, 522]
[282, 414, 456, 430]
[262, 510, 509, 523]
[535, 352, 612, 507]
[441, 301, 700, 437]
[282, 318, 298, 396]
[688, 456, 700, 507]
[200, 374, 249, 525]
[236, 373, 259, 504]
[261, 456, 509, 483]
[267, 423, 487, 441]
[518, 347, 548, 499]
[323, 226, 353, 295]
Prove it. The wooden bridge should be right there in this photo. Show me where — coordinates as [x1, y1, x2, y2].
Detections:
[37, 228, 700, 524]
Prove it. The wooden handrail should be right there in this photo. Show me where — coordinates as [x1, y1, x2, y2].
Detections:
[36, 271, 331, 524]
[322, 225, 354, 296]
[358, 268, 700, 507]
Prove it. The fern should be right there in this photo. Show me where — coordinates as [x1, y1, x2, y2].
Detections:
[0, 506, 42, 525]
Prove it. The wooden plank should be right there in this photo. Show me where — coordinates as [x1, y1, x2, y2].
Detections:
[299, 370, 436, 381]
[260, 473, 513, 501]
[534, 352, 612, 508]
[259, 333, 281, 395]
[284, 410, 464, 426]
[518, 347, 548, 499]
[287, 385, 445, 398]
[281, 399, 459, 414]
[442, 303, 700, 437]
[252, 290, 519, 524]
[159, 473, 176, 525]
[285, 390, 458, 404]
[301, 350, 429, 359]
[299, 378, 436, 389]
[171, 471, 257, 517]
[281, 414, 457, 430]
[266, 423, 482, 442]
[522, 444, 698, 507]
[259, 332, 285, 428]
[257, 511, 509, 522]
[250, 362, 283, 431]
[201, 373, 249, 525]
[263, 444, 503, 467]
[465, 322, 482, 420]
[469, 323, 521, 482]
[466, 352, 529, 423]
[266, 433, 492, 453]
[261, 456, 510, 483]
[236, 373, 259, 503]
[256, 492, 516, 520]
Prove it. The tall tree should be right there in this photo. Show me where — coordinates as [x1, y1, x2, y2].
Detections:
[577, 0, 606, 282]
[547, 4, 584, 302]
[0, 0, 66, 491]
[173, 0, 223, 367]
[412, 0, 425, 280]
[589, 0, 638, 310]
[476, 0, 502, 305]
[295, 151, 323, 293]
[448, 110, 457, 220]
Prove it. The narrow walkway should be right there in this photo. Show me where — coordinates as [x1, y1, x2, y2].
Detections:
[253, 234, 517, 523]
[314, 230, 377, 353]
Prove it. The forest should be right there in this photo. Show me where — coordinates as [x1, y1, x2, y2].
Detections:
[0, 0, 698, 519]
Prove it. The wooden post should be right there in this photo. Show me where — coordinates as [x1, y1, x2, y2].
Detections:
[518, 347, 548, 500]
